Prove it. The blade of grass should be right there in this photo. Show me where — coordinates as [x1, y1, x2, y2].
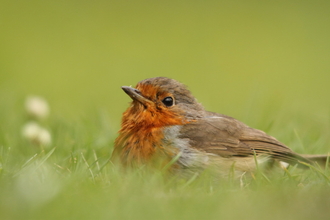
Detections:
[181, 172, 199, 189]
[81, 152, 95, 183]
[93, 150, 100, 171]
[20, 153, 38, 168]
[14, 148, 56, 177]
[162, 152, 182, 172]
[299, 161, 330, 183]
[34, 147, 56, 171]
[252, 151, 271, 184]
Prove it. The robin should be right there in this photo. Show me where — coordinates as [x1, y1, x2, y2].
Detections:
[112, 77, 328, 177]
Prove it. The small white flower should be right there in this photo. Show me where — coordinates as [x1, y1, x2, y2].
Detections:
[22, 122, 40, 140]
[25, 96, 50, 119]
[22, 122, 52, 146]
[279, 161, 290, 169]
[37, 128, 52, 146]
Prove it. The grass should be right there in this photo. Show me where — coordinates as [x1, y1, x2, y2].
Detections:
[0, 96, 329, 220]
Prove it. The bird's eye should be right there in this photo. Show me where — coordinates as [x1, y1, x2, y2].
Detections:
[162, 97, 174, 107]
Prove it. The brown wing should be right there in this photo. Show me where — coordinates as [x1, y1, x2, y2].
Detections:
[179, 112, 311, 165]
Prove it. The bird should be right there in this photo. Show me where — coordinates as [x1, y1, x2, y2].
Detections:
[112, 77, 328, 178]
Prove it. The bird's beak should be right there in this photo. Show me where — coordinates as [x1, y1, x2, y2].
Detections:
[121, 86, 153, 106]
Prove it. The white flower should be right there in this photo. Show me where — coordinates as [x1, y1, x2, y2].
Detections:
[22, 122, 52, 146]
[279, 161, 290, 169]
[37, 128, 52, 146]
[25, 96, 50, 119]
[22, 122, 40, 140]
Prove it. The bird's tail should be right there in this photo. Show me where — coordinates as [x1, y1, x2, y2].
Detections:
[300, 154, 330, 167]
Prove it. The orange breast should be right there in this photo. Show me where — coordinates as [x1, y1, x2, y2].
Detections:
[113, 101, 187, 166]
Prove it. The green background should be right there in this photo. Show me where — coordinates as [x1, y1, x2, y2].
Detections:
[1, 1, 330, 219]
[2, 0, 330, 123]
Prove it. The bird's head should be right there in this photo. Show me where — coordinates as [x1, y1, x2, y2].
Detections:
[120, 77, 204, 132]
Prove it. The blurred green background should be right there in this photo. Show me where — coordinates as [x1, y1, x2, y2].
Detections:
[1, 0, 330, 126]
